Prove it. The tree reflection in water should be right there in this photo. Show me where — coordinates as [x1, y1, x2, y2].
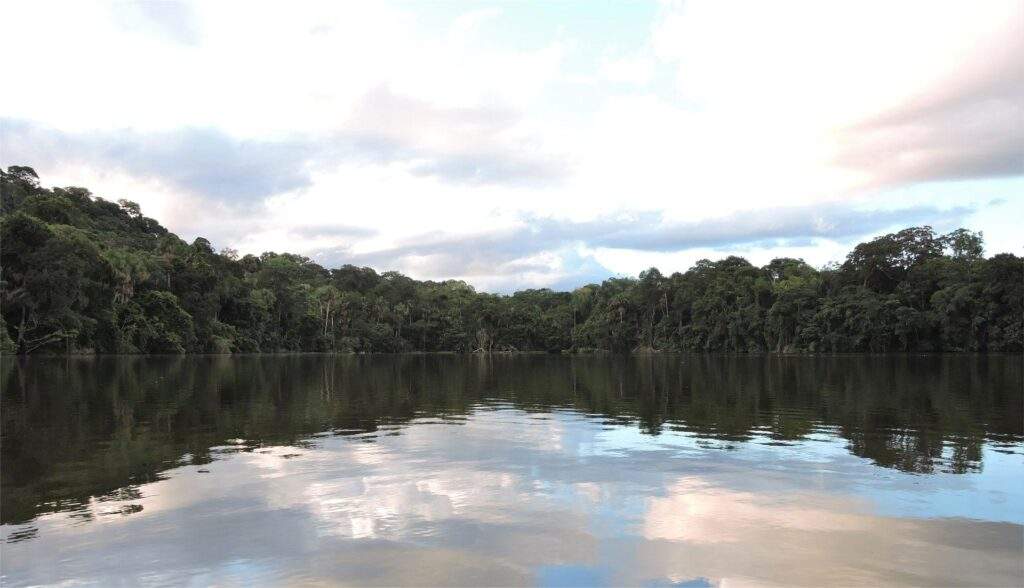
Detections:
[2, 354, 1020, 528]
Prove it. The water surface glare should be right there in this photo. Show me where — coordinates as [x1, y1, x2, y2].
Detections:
[2, 355, 1022, 586]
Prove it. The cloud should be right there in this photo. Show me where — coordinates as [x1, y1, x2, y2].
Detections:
[316, 239, 611, 294]
[1, 119, 316, 205]
[110, 1, 202, 45]
[834, 25, 1024, 185]
[448, 7, 503, 43]
[287, 224, 378, 241]
[572, 202, 975, 252]
[0, 92, 569, 204]
[600, 56, 654, 85]
[1, 1, 1019, 291]
[344, 87, 569, 187]
[652, 0, 1024, 189]
[313, 200, 974, 289]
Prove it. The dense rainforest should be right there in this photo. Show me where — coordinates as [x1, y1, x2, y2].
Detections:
[1, 165, 1021, 355]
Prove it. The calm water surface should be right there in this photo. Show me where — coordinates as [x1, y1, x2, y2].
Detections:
[1, 355, 1022, 586]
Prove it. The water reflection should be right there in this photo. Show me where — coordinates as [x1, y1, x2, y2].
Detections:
[1, 355, 1021, 586]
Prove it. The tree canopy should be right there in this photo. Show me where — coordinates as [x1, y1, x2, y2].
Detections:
[1, 166, 1021, 354]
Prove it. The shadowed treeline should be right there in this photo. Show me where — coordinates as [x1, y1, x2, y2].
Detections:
[2, 354, 1020, 527]
[2, 166, 1022, 355]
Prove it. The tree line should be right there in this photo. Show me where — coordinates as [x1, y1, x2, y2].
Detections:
[1, 165, 1021, 354]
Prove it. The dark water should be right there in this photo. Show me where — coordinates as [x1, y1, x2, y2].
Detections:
[1, 355, 1022, 586]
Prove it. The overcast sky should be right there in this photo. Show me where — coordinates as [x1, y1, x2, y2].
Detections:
[2, 1, 1021, 291]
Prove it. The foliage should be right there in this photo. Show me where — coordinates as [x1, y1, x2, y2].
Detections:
[1, 166, 1021, 354]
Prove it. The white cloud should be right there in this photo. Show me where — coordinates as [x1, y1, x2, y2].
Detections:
[650, 0, 1023, 189]
[600, 55, 655, 85]
[1, 0, 1020, 291]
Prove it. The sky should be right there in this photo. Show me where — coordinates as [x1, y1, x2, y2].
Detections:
[1, 0, 1021, 292]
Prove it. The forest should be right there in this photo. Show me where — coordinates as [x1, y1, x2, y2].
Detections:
[1, 165, 1021, 355]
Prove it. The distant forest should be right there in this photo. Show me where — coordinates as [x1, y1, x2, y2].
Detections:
[1, 165, 1021, 355]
